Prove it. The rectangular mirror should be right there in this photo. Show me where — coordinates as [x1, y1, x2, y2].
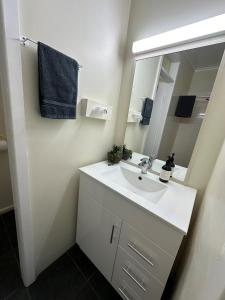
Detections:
[124, 43, 225, 181]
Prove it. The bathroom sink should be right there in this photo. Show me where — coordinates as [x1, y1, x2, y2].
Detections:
[79, 161, 197, 233]
[101, 165, 167, 203]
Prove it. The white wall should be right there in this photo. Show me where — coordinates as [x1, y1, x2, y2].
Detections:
[19, 0, 130, 274]
[189, 68, 219, 96]
[173, 124, 225, 300]
[0, 87, 13, 213]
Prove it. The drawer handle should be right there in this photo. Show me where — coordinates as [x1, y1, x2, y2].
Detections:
[122, 266, 146, 292]
[110, 225, 115, 244]
[127, 241, 154, 267]
[118, 287, 131, 300]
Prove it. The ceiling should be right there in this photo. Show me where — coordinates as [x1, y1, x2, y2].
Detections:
[184, 43, 225, 70]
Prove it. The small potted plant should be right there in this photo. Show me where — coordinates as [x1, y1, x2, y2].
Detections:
[107, 145, 123, 165]
[122, 145, 132, 160]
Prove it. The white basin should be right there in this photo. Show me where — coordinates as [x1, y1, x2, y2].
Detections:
[79, 161, 197, 234]
[101, 165, 167, 203]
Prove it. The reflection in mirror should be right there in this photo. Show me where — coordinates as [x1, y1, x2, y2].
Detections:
[124, 43, 225, 181]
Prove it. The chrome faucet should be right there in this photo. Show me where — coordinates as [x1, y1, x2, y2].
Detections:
[138, 156, 156, 174]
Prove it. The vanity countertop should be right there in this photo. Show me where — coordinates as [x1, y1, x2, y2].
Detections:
[79, 161, 197, 235]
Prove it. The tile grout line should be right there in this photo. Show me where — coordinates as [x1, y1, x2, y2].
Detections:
[66, 251, 104, 300]
[3, 288, 18, 300]
[87, 282, 103, 300]
[84, 272, 103, 300]
[66, 251, 92, 281]
[26, 288, 32, 300]
[76, 280, 102, 300]
[67, 250, 118, 300]
[87, 273, 122, 300]
[3, 287, 32, 300]
[64, 252, 90, 291]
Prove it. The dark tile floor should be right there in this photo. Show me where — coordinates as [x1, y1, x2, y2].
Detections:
[0, 210, 122, 300]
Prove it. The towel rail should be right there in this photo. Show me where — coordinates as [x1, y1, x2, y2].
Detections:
[19, 36, 83, 69]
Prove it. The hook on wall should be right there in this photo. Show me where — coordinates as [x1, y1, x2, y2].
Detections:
[20, 36, 37, 46]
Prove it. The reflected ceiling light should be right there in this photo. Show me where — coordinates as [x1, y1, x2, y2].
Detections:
[132, 14, 225, 55]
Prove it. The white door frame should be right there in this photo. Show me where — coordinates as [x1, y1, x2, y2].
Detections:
[0, 0, 36, 286]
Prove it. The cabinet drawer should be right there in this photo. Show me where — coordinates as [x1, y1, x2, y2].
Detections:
[119, 222, 175, 283]
[116, 280, 142, 300]
[112, 247, 164, 300]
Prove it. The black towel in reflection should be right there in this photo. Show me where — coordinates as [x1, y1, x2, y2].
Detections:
[175, 95, 196, 118]
[140, 98, 153, 125]
[38, 42, 79, 119]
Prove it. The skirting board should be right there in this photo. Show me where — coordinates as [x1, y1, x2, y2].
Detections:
[0, 204, 13, 215]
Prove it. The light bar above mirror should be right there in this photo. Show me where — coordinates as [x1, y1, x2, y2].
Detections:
[132, 13, 225, 55]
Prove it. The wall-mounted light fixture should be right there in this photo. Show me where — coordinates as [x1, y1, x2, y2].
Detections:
[132, 13, 225, 55]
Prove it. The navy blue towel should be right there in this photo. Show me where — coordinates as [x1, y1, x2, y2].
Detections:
[140, 98, 153, 125]
[175, 95, 196, 118]
[38, 42, 79, 119]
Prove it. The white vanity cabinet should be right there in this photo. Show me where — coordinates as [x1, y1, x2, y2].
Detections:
[76, 177, 122, 281]
[76, 168, 195, 300]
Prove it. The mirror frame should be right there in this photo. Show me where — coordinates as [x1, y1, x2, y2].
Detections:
[124, 15, 225, 184]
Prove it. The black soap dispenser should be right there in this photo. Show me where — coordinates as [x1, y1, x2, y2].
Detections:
[159, 158, 172, 183]
[168, 153, 175, 177]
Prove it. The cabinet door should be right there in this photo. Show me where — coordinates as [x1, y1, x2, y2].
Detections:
[76, 190, 122, 281]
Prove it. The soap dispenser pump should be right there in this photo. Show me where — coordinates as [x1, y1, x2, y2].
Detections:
[167, 153, 175, 177]
[159, 158, 172, 183]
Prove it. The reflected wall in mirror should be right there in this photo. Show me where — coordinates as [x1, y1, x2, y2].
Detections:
[124, 43, 225, 181]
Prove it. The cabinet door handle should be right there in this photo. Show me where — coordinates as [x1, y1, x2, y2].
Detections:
[122, 266, 146, 292]
[110, 225, 115, 244]
[118, 287, 131, 300]
[127, 241, 154, 267]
